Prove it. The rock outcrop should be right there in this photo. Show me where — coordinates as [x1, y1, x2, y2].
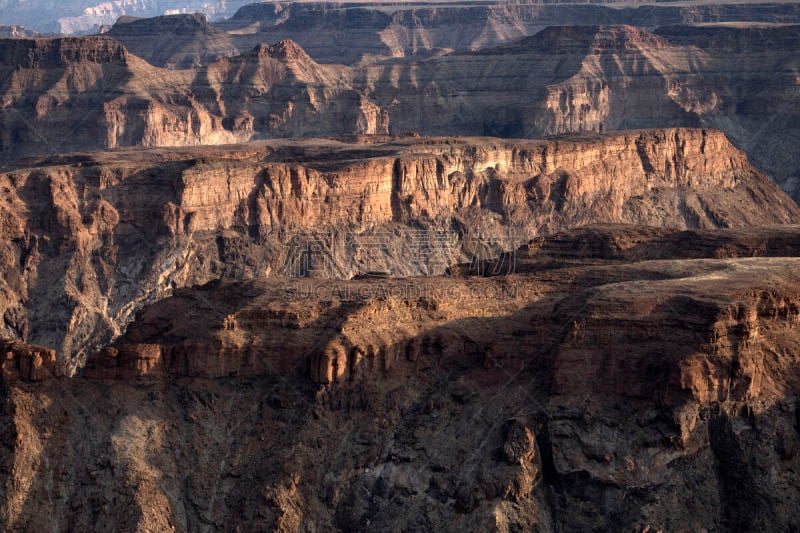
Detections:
[3, 224, 800, 531]
[0, 339, 59, 382]
[1, 130, 796, 369]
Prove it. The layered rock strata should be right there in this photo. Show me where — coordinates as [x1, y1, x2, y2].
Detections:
[3, 225, 800, 531]
[1, 130, 796, 369]
[1, 24, 798, 199]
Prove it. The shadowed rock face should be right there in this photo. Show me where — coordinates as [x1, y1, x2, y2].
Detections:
[105, 14, 239, 69]
[1, 130, 796, 369]
[3, 225, 800, 531]
[1, 24, 799, 201]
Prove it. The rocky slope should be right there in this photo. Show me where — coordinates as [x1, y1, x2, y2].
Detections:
[1, 24, 799, 201]
[1, 129, 797, 371]
[105, 14, 238, 69]
[0, 35, 379, 161]
[3, 224, 800, 530]
[0, 35, 225, 158]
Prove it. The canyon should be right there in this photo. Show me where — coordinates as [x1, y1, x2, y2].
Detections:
[0, 0, 256, 35]
[1, 129, 796, 372]
[215, 0, 800, 65]
[4, 224, 800, 530]
[3, 0, 800, 43]
[1, 3, 800, 531]
[1, 22, 799, 200]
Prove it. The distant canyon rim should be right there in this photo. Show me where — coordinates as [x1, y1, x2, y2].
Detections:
[1, 11, 799, 201]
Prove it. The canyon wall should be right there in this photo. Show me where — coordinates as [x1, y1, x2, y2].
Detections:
[3, 226, 800, 531]
[1, 24, 798, 200]
[105, 13, 239, 69]
[218, 1, 800, 65]
[1, 4, 799, 531]
[360, 24, 800, 197]
[0, 129, 796, 370]
[3, 0, 798, 38]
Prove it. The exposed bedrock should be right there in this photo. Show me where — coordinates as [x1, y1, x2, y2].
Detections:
[1, 24, 800, 199]
[4, 230, 800, 531]
[1, 129, 796, 368]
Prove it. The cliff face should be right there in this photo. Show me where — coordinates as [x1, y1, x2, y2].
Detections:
[215, 1, 800, 65]
[1, 129, 796, 370]
[1, 25, 799, 201]
[192, 40, 388, 138]
[1, 6, 798, 531]
[0, 35, 384, 162]
[652, 24, 800, 198]
[3, 225, 800, 531]
[361, 24, 800, 196]
[0, 36, 234, 158]
[2, 0, 800, 37]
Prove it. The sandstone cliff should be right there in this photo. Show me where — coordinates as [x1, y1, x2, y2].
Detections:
[3, 225, 800, 531]
[1, 130, 795, 370]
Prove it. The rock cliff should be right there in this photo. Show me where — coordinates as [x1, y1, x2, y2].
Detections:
[0, 36, 231, 158]
[0, 5, 798, 531]
[3, 224, 800, 531]
[0, 35, 382, 161]
[1, 130, 796, 370]
[216, 1, 800, 65]
[359, 24, 800, 196]
[1, 24, 799, 201]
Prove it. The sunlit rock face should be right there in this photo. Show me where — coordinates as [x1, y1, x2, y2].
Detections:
[0, 129, 797, 369]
